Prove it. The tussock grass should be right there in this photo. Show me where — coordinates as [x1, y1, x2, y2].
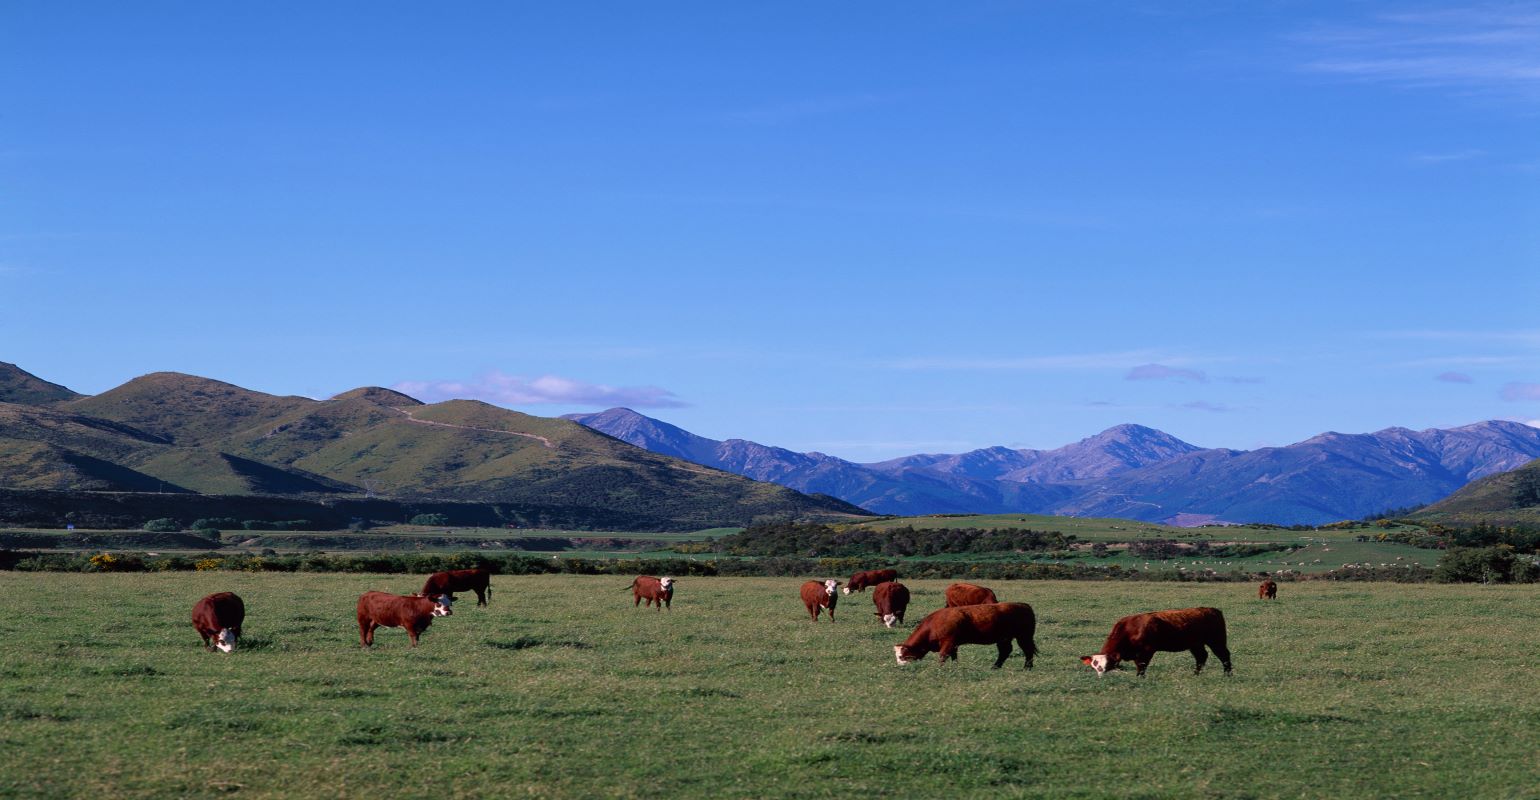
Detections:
[1, 574, 1536, 798]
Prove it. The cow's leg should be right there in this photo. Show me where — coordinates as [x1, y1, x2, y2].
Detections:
[1134, 650, 1154, 676]
[1017, 636, 1035, 669]
[826, 606, 833, 622]
[938, 644, 958, 663]
[200, 632, 212, 650]
[635, 595, 642, 607]
[1212, 642, 1233, 674]
[476, 588, 487, 607]
[1191, 646, 1209, 675]
[360, 621, 374, 648]
[665, 597, 671, 611]
[992, 641, 1012, 669]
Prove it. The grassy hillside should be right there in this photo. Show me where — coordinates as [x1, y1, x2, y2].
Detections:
[1414, 457, 1540, 526]
[0, 362, 81, 405]
[2, 574, 1537, 798]
[0, 370, 868, 530]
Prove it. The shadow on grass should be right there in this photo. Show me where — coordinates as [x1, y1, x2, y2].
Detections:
[485, 637, 592, 650]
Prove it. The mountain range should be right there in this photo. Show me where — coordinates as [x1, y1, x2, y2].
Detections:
[0, 363, 865, 530]
[564, 408, 1540, 525]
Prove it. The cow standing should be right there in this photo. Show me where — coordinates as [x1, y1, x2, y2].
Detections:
[191, 592, 245, 653]
[356, 591, 452, 648]
[423, 568, 493, 606]
[800, 579, 841, 622]
[872, 581, 910, 628]
[842, 568, 897, 595]
[1259, 579, 1278, 600]
[944, 582, 998, 607]
[894, 602, 1037, 669]
[628, 576, 675, 610]
[1081, 607, 1232, 677]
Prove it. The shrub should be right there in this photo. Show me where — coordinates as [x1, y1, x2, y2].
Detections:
[410, 513, 451, 526]
[142, 518, 181, 533]
[191, 517, 241, 532]
[1435, 546, 1540, 584]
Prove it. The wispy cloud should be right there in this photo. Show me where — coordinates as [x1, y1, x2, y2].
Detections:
[1500, 381, 1540, 401]
[887, 350, 1185, 371]
[393, 371, 687, 409]
[1295, 6, 1540, 100]
[724, 93, 895, 125]
[1412, 148, 1486, 163]
[1181, 401, 1242, 413]
[1127, 363, 1208, 383]
[1436, 371, 1475, 383]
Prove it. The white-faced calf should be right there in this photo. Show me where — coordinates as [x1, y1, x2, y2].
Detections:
[800, 579, 840, 622]
[191, 592, 245, 653]
[1082, 607, 1232, 677]
[895, 602, 1037, 669]
[356, 591, 452, 648]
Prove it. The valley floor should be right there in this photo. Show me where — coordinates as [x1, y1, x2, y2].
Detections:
[2, 575, 1536, 798]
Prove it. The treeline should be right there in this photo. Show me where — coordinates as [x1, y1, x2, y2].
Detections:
[1369, 521, 1540, 553]
[0, 549, 1467, 582]
[0, 550, 1247, 581]
[707, 522, 1076, 557]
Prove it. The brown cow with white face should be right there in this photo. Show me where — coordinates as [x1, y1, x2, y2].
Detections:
[944, 582, 998, 607]
[1081, 607, 1232, 677]
[800, 579, 840, 622]
[191, 592, 245, 653]
[423, 568, 492, 606]
[628, 575, 675, 610]
[872, 581, 910, 628]
[843, 568, 897, 595]
[894, 602, 1037, 669]
[356, 591, 452, 648]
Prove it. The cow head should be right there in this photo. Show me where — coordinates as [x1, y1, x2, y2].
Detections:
[1080, 654, 1119, 675]
[431, 594, 454, 617]
[894, 644, 923, 665]
[878, 613, 898, 628]
[660, 577, 675, 592]
[214, 628, 236, 653]
[842, 582, 853, 596]
[823, 579, 839, 598]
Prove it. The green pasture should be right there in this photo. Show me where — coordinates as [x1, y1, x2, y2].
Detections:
[1, 574, 1536, 798]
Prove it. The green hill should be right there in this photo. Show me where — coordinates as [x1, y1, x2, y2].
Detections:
[1413, 457, 1540, 526]
[0, 367, 868, 530]
[0, 362, 81, 405]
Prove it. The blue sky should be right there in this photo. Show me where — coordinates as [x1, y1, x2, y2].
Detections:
[4, 2, 1537, 460]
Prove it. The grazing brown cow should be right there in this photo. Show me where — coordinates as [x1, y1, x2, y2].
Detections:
[843, 568, 897, 595]
[800, 579, 840, 622]
[944, 582, 998, 607]
[1259, 579, 1278, 600]
[423, 568, 492, 606]
[1081, 607, 1232, 677]
[191, 592, 245, 653]
[356, 591, 452, 648]
[895, 602, 1037, 669]
[628, 575, 675, 610]
[872, 581, 910, 628]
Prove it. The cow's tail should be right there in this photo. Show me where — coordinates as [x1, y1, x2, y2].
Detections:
[622, 578, 638, 591]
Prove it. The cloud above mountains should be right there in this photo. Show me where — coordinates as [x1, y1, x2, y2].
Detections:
[1126, 364, 1207, 383]
[394, 371, 687, 409]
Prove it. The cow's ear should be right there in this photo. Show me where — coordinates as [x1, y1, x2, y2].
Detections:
[1080, 656, 1094, 665]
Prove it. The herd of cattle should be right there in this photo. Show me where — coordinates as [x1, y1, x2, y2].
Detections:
[192, 566, 1276, 676]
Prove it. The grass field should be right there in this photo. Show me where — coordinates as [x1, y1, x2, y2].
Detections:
[2, 574, 1537, 798]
